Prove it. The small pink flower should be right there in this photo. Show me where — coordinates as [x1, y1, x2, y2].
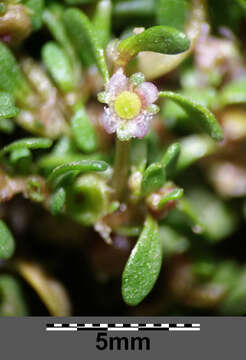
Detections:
[98, 68, 159, 141]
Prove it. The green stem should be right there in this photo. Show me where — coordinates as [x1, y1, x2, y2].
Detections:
[111, 138, 130, 201]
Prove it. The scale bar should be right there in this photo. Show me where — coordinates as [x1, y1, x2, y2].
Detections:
[47, 328, 77, 331]
[108, 328, 138, 331]
[169, 328, 200, 331]
[46, 323, 200, 332]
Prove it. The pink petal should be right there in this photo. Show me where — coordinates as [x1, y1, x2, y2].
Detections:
[100, 107, 118, 134]
[130, 112, 153, 139]
[105, 68, 128, 99]
[117, 118, 141, 141]
[135, 82, 158, 107]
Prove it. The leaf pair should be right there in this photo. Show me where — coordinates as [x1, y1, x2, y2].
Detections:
[43, 6, 108, 154]
[37, 136, 105, 175]
[44, 5, 190, 83]
[141, 162, 166, 197]
[0, 137, 51, 164]
[63, 6, 190, 74]
[60, 8, 189, 79]
[141, 142, 182, 197]
[0, 138, 52, 157]
[48, 159, 108, 186]
[48, 160, 109, 220]
[156, 188, 184, 211]
[0, 138, 52, 172]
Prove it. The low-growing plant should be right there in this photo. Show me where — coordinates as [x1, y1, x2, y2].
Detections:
[1, 0, 246, 316]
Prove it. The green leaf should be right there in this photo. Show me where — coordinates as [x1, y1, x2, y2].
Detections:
[177, 135, 217, 172]
[117, 26, 190, 66]
[141, 162, 166, 196]
[24, 0, 44, 30]
[186, 187, 237, 243]
[0, 3, 6, 15]
[42, 42, 75, 93]
[220, 78, 246, 106]
[156, 0, 189, 31]
[64, 0, 96, 4]
[50, 187, 66, 215]
[0, 220, 15, 259]
[158, 188, 184, 210]
[162, 88, 218, 127]
[212, 261, 239, 288]
[235, 0, 246, 11]
[177, 196, 204, 231]
[0, 138, 52, 157]
[38, 153, 105, 175]
[43, 4, 79, 70]
[0, 275, 28, 316]
[26, 178, 44, 203]
[93, 0, 112, 48]
[0, 118, 15, 134]
[0, 42, 33, 106]
[117, 225, 141, 237]
[193, 259, 218, 280]
[71, 105, 98, 153]
[63, 8, 109, 82]
[9, 147, 32, 174]
[159, 225, 189, 258]
[138, 0, 204, 80]
[161, 142, 180, 177]
[48, 160, 109, 186]
[208, 0, 244, 34]
[161, 88, 220, 136]
[10, 147, 32, 166]
[159, 91, 224, 141]
[122, 215, 162, 306]
[218, 268, 246, 315]
[51, 136, 78, 156]
[0, 92, 19, 120]
[113, 0, 155, 18]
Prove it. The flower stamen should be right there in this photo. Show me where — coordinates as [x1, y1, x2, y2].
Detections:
[114, 91, 141, 120]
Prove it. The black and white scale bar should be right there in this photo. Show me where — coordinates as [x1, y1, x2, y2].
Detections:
[46, 323, 200, 332]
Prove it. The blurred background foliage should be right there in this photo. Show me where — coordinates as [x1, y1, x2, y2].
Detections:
[1, 0, 246, 316]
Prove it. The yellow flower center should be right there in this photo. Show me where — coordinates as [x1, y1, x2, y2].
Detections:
[114, 91, 141, 120]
